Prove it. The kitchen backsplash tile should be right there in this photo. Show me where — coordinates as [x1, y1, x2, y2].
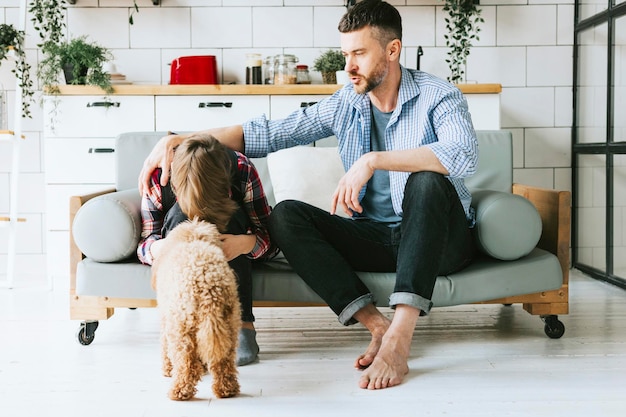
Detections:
[285, 0, 343, 5]
[224, 0, 281, 5]
[398, 6, 436, 48]
[67, 8, 130, 49]
[252, 7, 314, 48]
[467, 47, 526, 87]
[131, 8, 191, 49]
[554, 87, 573, 128]
[192, 7, 252, 48]
[513, 168, 555, 189]
[557, 4, 575, 45]
[527, 46, 573, 87]
[497, 5, 557, 46]
[525, 127, 571, 168]
[471, 6, 497, 47]
[313, 7, 345, 48]
[501, 87, 555, 128]
[113, 48, 162, 84]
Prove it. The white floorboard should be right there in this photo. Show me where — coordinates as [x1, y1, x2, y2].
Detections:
[1, 269, 625, 417]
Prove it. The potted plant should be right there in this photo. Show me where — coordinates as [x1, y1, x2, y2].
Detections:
[313, 49, 346, 84]
[0, 23, 34, 119]
[442, 0, 484, 84]
[43, 36, 114, 92]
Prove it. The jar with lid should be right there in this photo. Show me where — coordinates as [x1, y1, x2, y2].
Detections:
[263, 55, 275, 85]
[295, 64, 311, 84]
[273, 54, 298, 85]
[245, 53, 262, 85]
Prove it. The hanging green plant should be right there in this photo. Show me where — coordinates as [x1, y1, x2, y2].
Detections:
[129, 0, 139, 25]
[442, 0, 484, 84]
[29, 0, 68, 95]
[0, 24, 34, 119]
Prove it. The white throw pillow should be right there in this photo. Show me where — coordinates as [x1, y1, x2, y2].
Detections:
[267, 146, 347, 216]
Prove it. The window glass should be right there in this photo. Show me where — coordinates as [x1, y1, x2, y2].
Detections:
[614, 15, 626, 143]
[614, 154, 626, 277]
[576, 154, 606, 272]
[577, 0, 608, 22]
[576, 24, 608, 144]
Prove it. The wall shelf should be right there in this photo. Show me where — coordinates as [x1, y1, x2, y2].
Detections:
[67, 0, 161, 4]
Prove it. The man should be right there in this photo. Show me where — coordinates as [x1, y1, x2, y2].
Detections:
[139, 0, 478, 390]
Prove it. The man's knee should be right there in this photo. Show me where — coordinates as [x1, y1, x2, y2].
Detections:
[404, 172, 450, 199]
[269, 199, 324, 243]
[268, 200, 304, 238]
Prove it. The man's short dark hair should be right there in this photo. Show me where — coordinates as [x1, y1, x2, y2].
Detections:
[338, 0, 402, 46]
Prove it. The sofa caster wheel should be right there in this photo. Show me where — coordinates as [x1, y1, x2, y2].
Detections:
[76, 321, 99, 345]
[542, 315, 565, 339]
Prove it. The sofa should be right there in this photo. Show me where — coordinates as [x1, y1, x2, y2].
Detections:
[69, 130, 571, 345]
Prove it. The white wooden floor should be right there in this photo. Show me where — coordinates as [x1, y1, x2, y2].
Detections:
[1, 269, 625, 417]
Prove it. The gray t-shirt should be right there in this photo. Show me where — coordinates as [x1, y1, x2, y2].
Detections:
[360, 105, 402, 225]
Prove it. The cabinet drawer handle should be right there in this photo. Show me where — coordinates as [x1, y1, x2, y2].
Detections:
[89, 148, 115, 153]
[300, 101, 318, 108]
[198, 102, 233, 108]
[86, 102, 121, 108]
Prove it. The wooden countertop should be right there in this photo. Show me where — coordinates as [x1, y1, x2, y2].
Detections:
[53, 83, 502, 96]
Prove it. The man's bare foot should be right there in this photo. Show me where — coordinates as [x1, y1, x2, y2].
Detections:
[352, 305, 391, 369]
[358, 332, 410, 389]
[356, 304, 420, 390]
[355, 329, 384, 370]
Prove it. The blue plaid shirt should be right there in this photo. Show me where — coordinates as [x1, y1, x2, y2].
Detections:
[243, 66, 478, 223]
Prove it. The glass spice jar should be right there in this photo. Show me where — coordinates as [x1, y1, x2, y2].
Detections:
[263, 55, 275, 85]
[295, 64, 311, 84]
[245, 53, 262, 85]
[273, 54, 298, 85]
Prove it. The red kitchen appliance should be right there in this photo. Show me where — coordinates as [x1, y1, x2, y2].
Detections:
[169, 55, 218, 84]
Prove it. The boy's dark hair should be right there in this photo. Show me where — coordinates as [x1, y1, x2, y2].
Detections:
[338, 0, 402, 46]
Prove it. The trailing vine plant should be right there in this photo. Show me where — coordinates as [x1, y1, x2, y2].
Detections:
[0, 24, 35, 119]
[29, 0, 67, 96]
[442, 0, 484, 84]
[129, 0, 139, 25]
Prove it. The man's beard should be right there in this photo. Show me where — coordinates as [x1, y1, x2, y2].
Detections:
[351, 60, 388, 94]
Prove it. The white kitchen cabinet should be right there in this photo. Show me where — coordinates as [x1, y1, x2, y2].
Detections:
[155, 95, 270, 131]
[270, 95, 328, 119]
[44, 96, 155, 137]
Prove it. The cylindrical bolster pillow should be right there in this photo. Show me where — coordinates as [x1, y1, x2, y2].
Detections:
[72, 189, 142, 263]
[471, 189, 542, 261]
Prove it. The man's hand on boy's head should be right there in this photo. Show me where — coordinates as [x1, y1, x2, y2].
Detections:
[138, 133, 183, 195]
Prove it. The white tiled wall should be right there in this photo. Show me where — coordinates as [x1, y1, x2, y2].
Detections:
[0, 0, 575, 280]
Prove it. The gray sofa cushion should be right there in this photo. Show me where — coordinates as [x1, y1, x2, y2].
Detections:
[471, 189, 542, 261]
[76, 247, 562, 306]
[72, 189, 142, 262]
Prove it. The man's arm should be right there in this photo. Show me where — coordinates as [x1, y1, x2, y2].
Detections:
[331, 147, 447, 217]
[137, 126, 245, 194]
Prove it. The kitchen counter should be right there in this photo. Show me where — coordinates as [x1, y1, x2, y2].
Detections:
[53, 83, 502, 96]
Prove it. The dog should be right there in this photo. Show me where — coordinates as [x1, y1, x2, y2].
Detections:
[151, 219, 241, 400]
